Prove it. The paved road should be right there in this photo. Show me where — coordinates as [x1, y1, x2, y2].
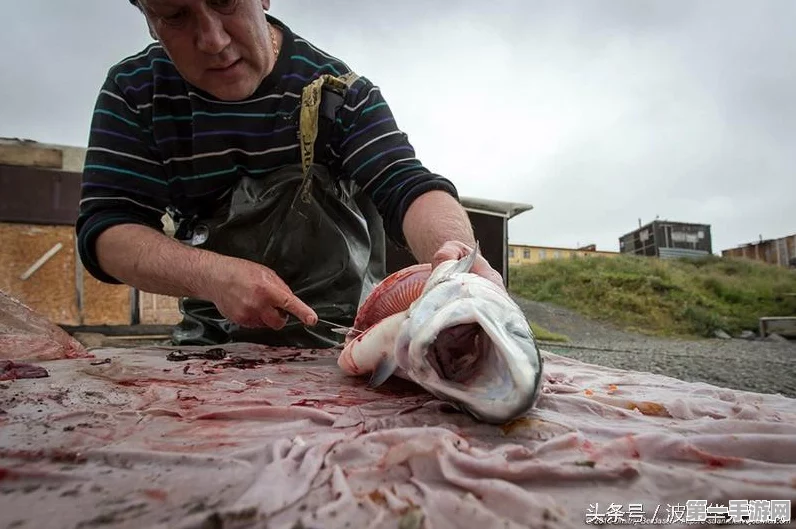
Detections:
[512, 296, 796, 399]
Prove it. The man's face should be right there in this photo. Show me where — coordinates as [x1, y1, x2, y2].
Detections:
[138, 0, 274, 101]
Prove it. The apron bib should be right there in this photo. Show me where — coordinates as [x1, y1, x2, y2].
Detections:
[170, 73, 387, 348]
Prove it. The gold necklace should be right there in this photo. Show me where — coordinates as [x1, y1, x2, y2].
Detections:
[269, 23, 280, 60]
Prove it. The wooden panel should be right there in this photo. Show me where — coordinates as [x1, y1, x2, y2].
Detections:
[0, 144, 63, 169]
[0, 165, 82, 225]
[81, 270, 132, 326]
[138, 291, 182, 325]
[0, 222, 79, 325]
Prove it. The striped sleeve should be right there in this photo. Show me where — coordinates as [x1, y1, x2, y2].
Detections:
[75, 75, 170, 284]
[332, 77, 459, 247]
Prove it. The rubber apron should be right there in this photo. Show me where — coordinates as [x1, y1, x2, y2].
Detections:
[170, 73, 386, 348]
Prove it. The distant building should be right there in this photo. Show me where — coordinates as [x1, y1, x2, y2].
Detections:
[619, 220, 712, 259]
[721, 234, 796, 268]
[509, 243, 619, 265]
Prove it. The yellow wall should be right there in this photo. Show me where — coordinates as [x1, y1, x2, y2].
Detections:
[508, 244, 619, 265]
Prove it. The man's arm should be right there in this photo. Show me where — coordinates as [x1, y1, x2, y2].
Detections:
[332, 75, 504, 286]
[401, 190, 475, 261]
[330, 76, 459, 249]
[94, 224, 317, 329]
[95, 224, 208, 299]
[76, 72, 174, 286]
[402, 190, 505, 287]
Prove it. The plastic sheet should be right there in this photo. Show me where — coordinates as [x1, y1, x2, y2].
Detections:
[1, 340, 794, 528]
[0, 289, 89, 362]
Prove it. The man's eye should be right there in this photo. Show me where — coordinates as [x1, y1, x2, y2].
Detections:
[209, 0, 238, 13]
[161, 9, 188, 25]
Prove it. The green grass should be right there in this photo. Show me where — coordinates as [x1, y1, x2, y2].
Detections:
[530, 323, 570, 343]
[509, 254, 796, 338]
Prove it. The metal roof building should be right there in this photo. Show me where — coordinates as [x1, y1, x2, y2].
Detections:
[619, 220, 713, 259]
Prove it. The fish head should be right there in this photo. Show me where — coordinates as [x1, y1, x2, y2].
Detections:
[393, 246, 544, 424]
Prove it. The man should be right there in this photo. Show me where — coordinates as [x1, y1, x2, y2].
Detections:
[76, 0, 504, 347]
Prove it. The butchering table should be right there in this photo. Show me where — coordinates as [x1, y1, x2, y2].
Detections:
[1, 330, 795, 528]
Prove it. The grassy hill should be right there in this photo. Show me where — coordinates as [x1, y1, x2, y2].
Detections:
[508, 253, 796, 338]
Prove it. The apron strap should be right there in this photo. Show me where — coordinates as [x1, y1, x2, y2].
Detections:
[298, 72, 361, 200]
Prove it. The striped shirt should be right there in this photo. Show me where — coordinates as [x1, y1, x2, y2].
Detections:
[76, 15, 458, 284]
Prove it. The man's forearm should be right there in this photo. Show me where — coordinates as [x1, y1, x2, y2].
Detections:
[401, 190, 476, 263]
[94, 223, 220, 300]
[94, 223, 319, 328]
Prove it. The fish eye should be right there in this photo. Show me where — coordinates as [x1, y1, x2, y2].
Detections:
[506, 321, 532, 340]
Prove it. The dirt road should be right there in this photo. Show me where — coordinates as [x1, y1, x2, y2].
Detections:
[513, 296, 796, 399]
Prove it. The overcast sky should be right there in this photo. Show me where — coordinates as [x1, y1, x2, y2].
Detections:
[2, 1, 793, 254]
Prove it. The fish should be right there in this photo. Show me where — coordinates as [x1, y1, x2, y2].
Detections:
[337, 243, 544, 424]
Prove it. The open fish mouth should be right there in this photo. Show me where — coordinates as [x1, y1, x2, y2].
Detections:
[426, 323, 499, 385]
[401, 292, 542, 423]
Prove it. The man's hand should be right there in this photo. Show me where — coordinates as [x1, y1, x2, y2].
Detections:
[432, 240, 505, 288]
[207, 256, 318, 330]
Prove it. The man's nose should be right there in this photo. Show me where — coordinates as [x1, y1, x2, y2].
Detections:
[195, 10, 231, 54]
